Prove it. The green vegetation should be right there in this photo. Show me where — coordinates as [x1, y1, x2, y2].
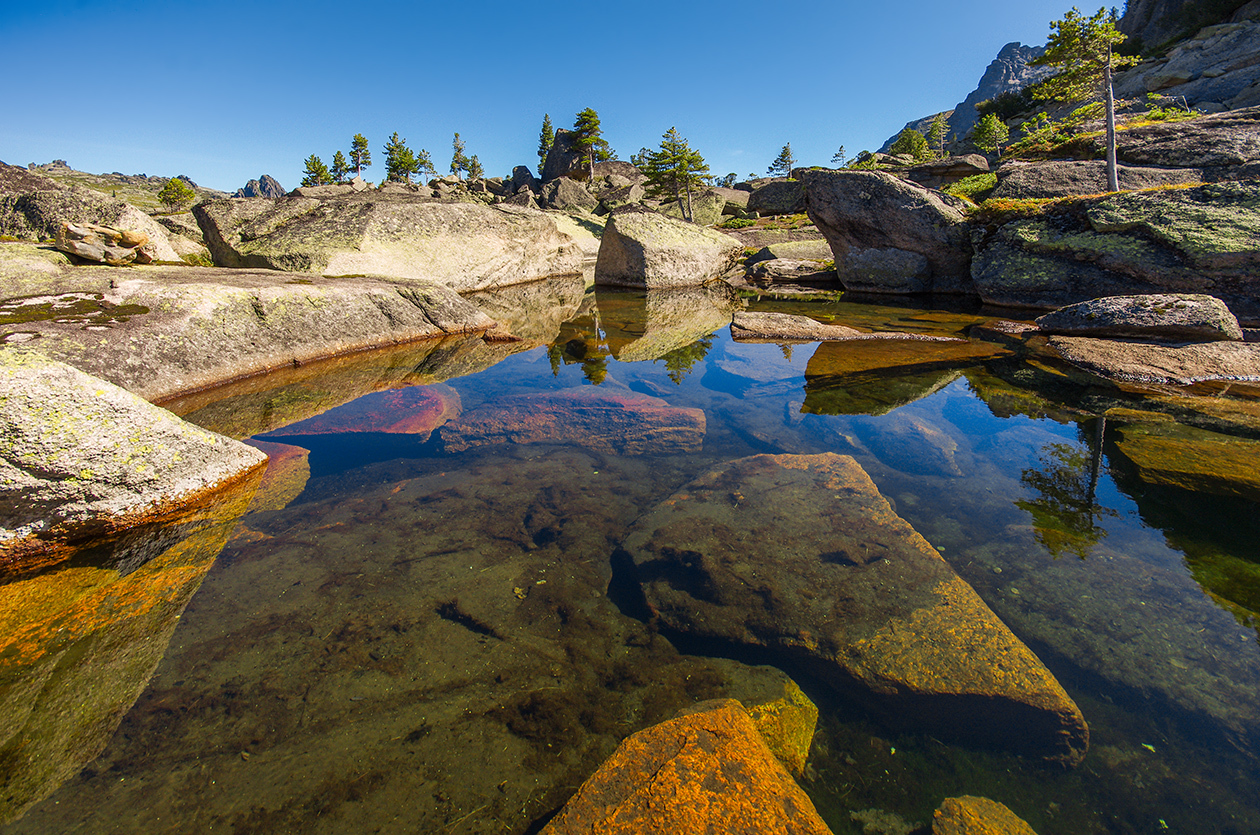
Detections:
[888, 127, 931, 161]
[767, 143, 795, 178]
[571, 108, 613, 181]
[927, 114, 948, 158]
[538, 114, 554, 173]
[1029, 6, 1137, 191]
[300, 155, 332, 187]
[450, 133, 471, 179]
[830, 146, 847, 167]
[639, 127, 711, 223]
[350, 134, 372, 176]
[157, 177, 196, 212]
[942, 172, 998, 203]
[719, 217, 756, 229]
[972, 113, 1010, 155]
[330, 151, 350, 183]
[383, 132, 434, 183]
[976, 86, 1038, 121]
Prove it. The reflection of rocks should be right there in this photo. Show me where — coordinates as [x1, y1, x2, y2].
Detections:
[597, 284, 740, 362]
[932, 795, 1039, 835]
[623, 453, 1089, 764]
[804, 339, 1005, 415]
[441, 387, 706, 455]
[856, 412, 964, 477]
[1112, 421, 1260, 502]
[241, 441, 310, 513]
[540, 700, 832, 835]
[0, 350, 267, 569]
[1047, 335, 1260, 385]
[264, 384, 461, 441]
[464, 275, 586, 344]
[165, 335, 512, 439]
[0, 469, 259, 825]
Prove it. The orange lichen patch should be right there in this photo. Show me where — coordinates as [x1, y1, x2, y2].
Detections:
[265, 384, 461, 440]
[746, 679, 819, 777]
[1113, 422, 1260, 503]
[0, 460, 266, 580]
[243, 440, 311, 512]
[933, 795, 1040, 835]
[540, 700, 832, 835]
[441, 387, 706, 456]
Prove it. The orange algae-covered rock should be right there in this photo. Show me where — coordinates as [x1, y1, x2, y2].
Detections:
[440, 386, 706, 455]
[933, 796, 1039, 835]
[264, 383, 461, 440]
[624, 453, 1089, 765]
[242, 440, 311, 512]
[540, 699, 833, 835]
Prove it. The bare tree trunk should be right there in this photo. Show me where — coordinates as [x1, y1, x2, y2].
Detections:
[1105, 45, 1119, 192]
[684, 178, 694, 223]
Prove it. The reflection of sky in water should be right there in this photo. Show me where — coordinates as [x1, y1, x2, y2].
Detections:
[5, 302, 1260, 835]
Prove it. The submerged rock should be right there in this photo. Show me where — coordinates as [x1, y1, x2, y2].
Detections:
[594, 207, 742, 289]
[1112, 421, 1260, 502]
[539, 699, 833, 835]
[622, 453, 1089, 764]
[240, 440, 310, 512]
[932, 796, 1039, 835]
[745, 679, 818, 777]
[264, 384, 460, 440]
[1035, 294, 1244, 342]
[440, 387, 706, 455]
[0, 350, 267, 567]
[732, 311, 967, 343]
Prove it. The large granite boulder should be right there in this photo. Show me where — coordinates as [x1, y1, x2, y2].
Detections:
[656, 188, 725, 226]
[1114, 20, 1260, 108]
[1035, 293, 1244, 342]
[746, 180, 806, 216]
[440, 387, 706, 455]
[623, 453, 1089, 764]
[594, 207, 742, 288]
[540, 128, 585, 182]
[233, 174, 285, 198]
[744, 240, 834, 265]
[0, 267, 495, 401]
[800, 170, 973, 294]
[1087, 106, 1260, 177]
[193, 194, 583, 291]
[539, 700, 832, 835]
[0, 350, 267, 563]
[746, 259, 835, 282]
[991, 160, 1204, 199]
[0, 163, 180, 262]
[971, 181, 1260, 321]
[540, 177, 597, 212]
[510, 165, 539, 194]
[54, 222, 149, 265]
[905, 155, 991, 189]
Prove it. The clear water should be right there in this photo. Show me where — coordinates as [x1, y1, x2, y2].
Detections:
[3, 286, 1259, 835]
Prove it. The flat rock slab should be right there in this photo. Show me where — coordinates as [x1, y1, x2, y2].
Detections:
[933, 796, 1039, 835]
[733, 311, 968, 344]
[264, 383, 460, 440]
[1036, 294, 1243, 342]
[1112, 422, 1260, 502]
[622, 453, 1089, 764]
[540, 699, 832, 835]
[0, 266, 495, 402]
[1048, 335, 1260, 385]
[0, 350, 266, 566]
[440, 387, 706, 456]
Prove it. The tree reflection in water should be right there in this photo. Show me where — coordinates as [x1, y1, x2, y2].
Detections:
[655, 335, 713, 385]
[1015, 418, 1117, 559]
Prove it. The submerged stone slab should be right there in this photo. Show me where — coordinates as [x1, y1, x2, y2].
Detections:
[440, 387, 706, 455]
[933, 796, 1039, 835]
[622, 453, 1089, 764]
[0, 350, 267, 568]
[264, 384, 461, 440]
[240, 440, 310, 513]
[1112, 422, 1260, 502]
[539, 699, 832, 835]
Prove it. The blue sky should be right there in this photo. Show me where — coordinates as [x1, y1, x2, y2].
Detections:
[2, 0, 1077, 192]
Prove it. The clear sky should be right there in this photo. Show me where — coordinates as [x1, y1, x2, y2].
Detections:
[1, 0, 1077, 193]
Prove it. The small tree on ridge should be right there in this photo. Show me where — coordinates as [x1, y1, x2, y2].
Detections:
[349, 134, 372, 176]
[767, 143, 795, 178]
[301, 154, 332, 186]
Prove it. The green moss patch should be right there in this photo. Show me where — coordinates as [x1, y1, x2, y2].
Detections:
[0, 293, 149, 328]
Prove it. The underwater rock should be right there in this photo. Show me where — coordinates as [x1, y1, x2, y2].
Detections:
[932, 796, 1039, 835]
[1112, 421, 1260, 502]
[0, 349, 267, 570]
[539, 699, 833, 835]
[440, 387, 706, 456]
[623, 453, 1089, 764]
[264, 384, 461, 440]
[746, 679, 818, 777]
[733, 311, 968, 343]
[241, 440, 311, 512]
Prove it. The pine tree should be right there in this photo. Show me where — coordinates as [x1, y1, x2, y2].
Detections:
[640, 127, 711, 223]
[301, 154, 332, 187]
[889, 128, 931, 161]
[927, 113, 948, 158]
[467, 154, 484, 180]
[537, 114, 554, 173]
[767, 143, 795, 178]
[571, 108, 612, 181]
[830, 146, 847, 167]
[1030, 7, 1136, 191]
[349, 134, 372, 175]
[383, 133, 419, 183]
[330, 150, 350, 183]
[450, 132, 470, 179]
[971, 113, 1010, 155]
[157, 177, 196, 212]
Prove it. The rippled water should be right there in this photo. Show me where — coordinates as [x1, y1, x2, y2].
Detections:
[3, 286, 1259, 834]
